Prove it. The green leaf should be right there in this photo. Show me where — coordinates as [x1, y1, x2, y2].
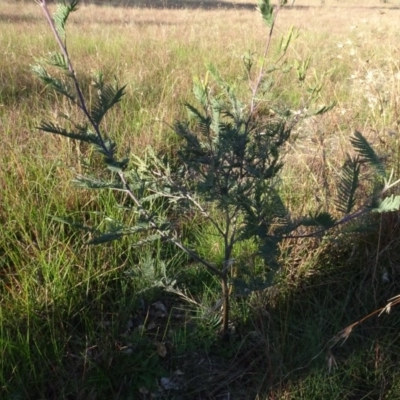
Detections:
[313, 101, 337, 116]
[277, 26, 294, 55]
[89, 232, 124, 245]
[350, 131, 386, 178]
[258, 0, 274, 27]
[37, 121, 100, 145]
[185, 103, 209, 124]
[90, 81, 126, 125]
[45, 52, 70, 73]
[50, 215, 95, 233]
[207, 63, 226, 88]
[95, 138, 117, 158]
[72, 176, 123, 190]
[53, 0, 79, 40]
[372, 195, 400, 213]
[31, 64, 76, 102]
[300, 212, 336, 229]
[105, 157, 129, 173]
[192, 77, 208, 108]
[131, 234, 163, 247]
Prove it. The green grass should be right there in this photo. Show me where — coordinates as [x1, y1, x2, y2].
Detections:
[2, 0, 400, 398]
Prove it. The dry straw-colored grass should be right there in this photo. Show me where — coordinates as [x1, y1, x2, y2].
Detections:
[1, 0, 399, 211]
[1, 2, 400, 398]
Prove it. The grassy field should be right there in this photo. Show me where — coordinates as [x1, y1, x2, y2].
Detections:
[1, 0, 400, 398]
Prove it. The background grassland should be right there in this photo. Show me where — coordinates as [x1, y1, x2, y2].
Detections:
[1, 0, 400, 398]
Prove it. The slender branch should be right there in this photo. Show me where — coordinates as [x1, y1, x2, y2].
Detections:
[117, 171, 223, 277]
[37, 0, 222, 279]
[277, 207, 371, 240]
[249, 6, 280, 115]
[37, 0, 110, 156]
[183, 193, 226, 237]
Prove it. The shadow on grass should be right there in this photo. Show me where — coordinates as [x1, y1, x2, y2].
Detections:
[3, 214, 400, 399]
[252, 213, 400, 398]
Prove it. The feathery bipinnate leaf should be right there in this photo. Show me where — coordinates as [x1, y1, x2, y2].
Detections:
[335, 157, 361, 215]
[45, 52, 70, 73]
[89, 228, 161, 245]
[258, 0, 274, 27]
[50, 215, 95, 233]
[300, 212, 336, 229]
[350, 131, 386, 178]
[53, 0, 79, 40]
[104, 156, 129, 173]
[185, 103, 211, 132]
[314, 101, 337, 116]
[88, 232, 124, 245]
[371, 195, 400, 213]
[90, 75, 126, 125]
[37, 121, 101, 145]
[276, 25, 294, 55]
[192, 77, 208, 109]
[207, 63, 226, 89]
[72, 176, 124, 190]
[95, 138, 117, 157]
[31, 65, 76, 102]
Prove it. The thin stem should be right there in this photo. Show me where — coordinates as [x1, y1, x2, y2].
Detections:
[277, 207, 370, 240]
[37, 0, 110, 156]
[221, 274, 230, 334]
[249, 6, 280, 115]
[37, 0, 222, 279]
[117, 171, 223, 277]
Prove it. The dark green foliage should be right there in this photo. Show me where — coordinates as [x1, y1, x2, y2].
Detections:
[258, 0, 275, 27]
[301, 212, 337, 229]
[37, 121, 100, 144]
[31, 64, 76, 101]
[53, 0, 79, 40]
[33, 0, 400, 340]
[90, 73, 126, 126]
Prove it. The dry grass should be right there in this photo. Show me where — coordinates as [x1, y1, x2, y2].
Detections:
[2, 0, 400, 398]
[2, 0, 399, 197]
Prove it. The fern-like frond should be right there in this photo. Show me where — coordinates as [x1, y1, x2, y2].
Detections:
[104, 157, 129, 173]
[45, 52, 70, 74]
[174, 121, 206, 159]
[90, 83, 126, 125]
[314, 101, 337, 116]
[257, 0, 274, 27]
[207, 64, 226, 89]
[350, 131, 386, 178]
[141, 192, 168, 204]
[186, 102, 207, 120]
[94, 138, 117, 159]
[31, 64, 76, 102]
[37, 121, 100, 145]
[277, 26, 294, 55]
[53, 0, 79, 40]
[372, 195, 400, 213]
[89, 232, 124, 245]
[335, 157, 361, 214]
[72, 176, 124, 190]
[192, 78, 208, 109]
[130, 234, 163, 247]
[300, 212, 336, 229]
[89, 219, 163, 245]
[50, 215, 95, 233]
